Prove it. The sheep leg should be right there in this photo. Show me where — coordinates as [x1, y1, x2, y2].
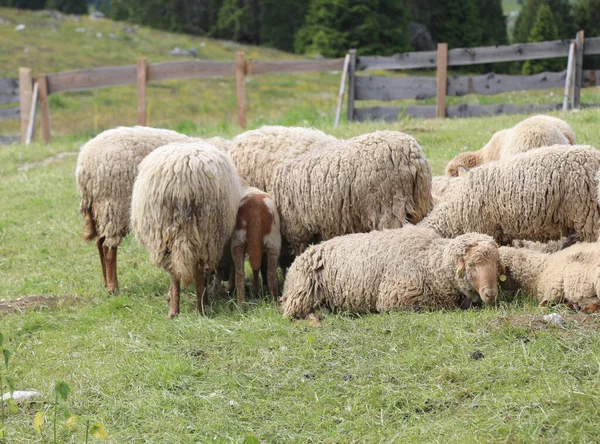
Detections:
[260, 257, 269, 295]
[96, 236, 107, 287]
[266, 247, 279, 300]
[103, 245, 119, 294]
[252, 269, 261, 296]
[195, 268, 206, 315]
[167, 274, 181, 319]
[227, 266, 235, 293]
[232, 244, 246, 305]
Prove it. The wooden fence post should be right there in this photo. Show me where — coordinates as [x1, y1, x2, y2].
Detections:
[25, 81, 39, 145]
[235, 52, 247, 129]
[137, 57, 148, 126]
[19, 68, 33, 144]
[573, 30, 585, 109]
[563, 42, 576, 111]
[346, 49, 357, 122]
[38, 74, 51, 144]
[334, 54, 350, 128]
[436, 43, 448, 119]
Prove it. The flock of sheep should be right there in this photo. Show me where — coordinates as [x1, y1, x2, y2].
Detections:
[75, 115, 600, 319]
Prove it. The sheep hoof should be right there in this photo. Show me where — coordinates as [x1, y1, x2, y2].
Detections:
[167, 310, 179, 319]
[581, 303, 600, 314]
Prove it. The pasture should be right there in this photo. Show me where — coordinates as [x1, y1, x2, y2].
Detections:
[2, 111, 600, 442]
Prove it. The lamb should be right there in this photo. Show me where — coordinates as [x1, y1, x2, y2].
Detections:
[228, 125, 337, 191]
[445, 115, 575, 177]
[431, 176, 462, 206]
[130, 141, 242, 318]
[271, 131, 433, 256]
[421, 145, 600, 244]
[76, 126, 229, 293]
[229, 187, 281, 304]
[280, 225, 501, 318]
[499, 243, 600, 311]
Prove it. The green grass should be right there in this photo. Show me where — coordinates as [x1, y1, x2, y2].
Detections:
[3, 110, 600, 441]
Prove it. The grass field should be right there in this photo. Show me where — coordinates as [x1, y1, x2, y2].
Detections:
[2, 6, 600, 443]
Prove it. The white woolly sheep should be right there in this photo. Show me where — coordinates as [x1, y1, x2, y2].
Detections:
[271, 131, 433, 256]
[228, 125, 336, 191]
[76, 126, 228, 293]
[228, 187, 281, 304]
[445, 115, 575, 177]
[499, 243, 600, 311]
[422, 145, 600, 244]
[431, 176, 463, 206]
[280, 225, 501, 318]
[130, 141, 242, 318]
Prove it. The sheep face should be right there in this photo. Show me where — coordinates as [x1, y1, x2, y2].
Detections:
[456, 241, 500, 304]
[445, 152, 479, 177]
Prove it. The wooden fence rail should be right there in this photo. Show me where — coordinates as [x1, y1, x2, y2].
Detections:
[349, 32, 600, 122]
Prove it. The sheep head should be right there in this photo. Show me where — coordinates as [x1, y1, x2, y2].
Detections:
[455, 239, 501, 304]
[445, 152, 480, 177]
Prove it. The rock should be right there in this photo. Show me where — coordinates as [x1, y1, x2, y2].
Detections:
[169, 47, 197, 57]
[408, 22, 436, 52]
[75, 27, 86, 32]
[122, 26, 137, 34]
[543, 313, 564, 325]
[470, 350, 485, 360]
[14, 24, 25, 32]
[41, 10, 63, 20]
[90, 11, 105, 20]
[2, 391, 41, 404]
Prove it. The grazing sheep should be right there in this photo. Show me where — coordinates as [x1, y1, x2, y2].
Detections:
[230, 187, 281, 304]
[445, 115, 574, 177]
[271, 131, 433, 256]
[131, 141, 242, 318]
[499, 243, 600, 311]
[431, 176, 463, 206]
[76, 126, 228, 293]
[422, 145, 600, 244]
[280, 226, 501, 318]
[228, 125, 336, 191]
[511, 235, 579, 254]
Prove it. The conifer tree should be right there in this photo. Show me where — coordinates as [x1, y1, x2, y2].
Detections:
[522, 4, 563, 74]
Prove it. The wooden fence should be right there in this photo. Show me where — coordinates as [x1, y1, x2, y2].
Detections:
[14, 55, 345, 144]
[0, 76, 21, 144]
[347, 31, 600, 122]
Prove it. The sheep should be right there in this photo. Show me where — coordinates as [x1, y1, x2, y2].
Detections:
[223, 187, 282, 304]
[445, 115, 574, 177]
[431, 176, 463, 206]
[499, 243, 600, 311]
[421, 145, 600, 245]
[130, 141, 242, 318]
[271, 131, 433, 256]
[280, 225, 501, 318]
[76, 126, 228, 293]
[228, 125, 337, 191]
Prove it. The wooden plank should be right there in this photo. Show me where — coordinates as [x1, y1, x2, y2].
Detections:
[0, 78, 19, 105]
[584, 70, 599, 87]
[346, 49, 357, 122]
[0, 135, 20, 145]
[0, 106, 20, 121]
[355, 75, 436, 101]
[247, 58, 345, 75]
[235, 52, 246, 129]
[334, 54, 350, 128]
[357, 37, 600, 71]
[137, 57, 147, 126]
[563, 43, 575, 110]
[38, 74, 51, 143]
[574, 30, 585, 109]
[26, 82, 39, 146]
[448, 71, 566, 96]
[436, 43, 448, 119]
[47, 65, 136, 94]
[18, 68, 32, 143]
[148, 60, 235, 82]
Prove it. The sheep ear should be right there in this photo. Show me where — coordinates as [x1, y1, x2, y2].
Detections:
[458, 166, 468, 177]
[456, 258, 466, 277]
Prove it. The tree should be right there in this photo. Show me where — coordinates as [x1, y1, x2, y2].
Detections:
[574, 0, 600, 68]
[295, 0, 410, 58]
[46, 0, 88, 14]
[213, 0, 261, 44]
[474, 0, 507, 46]
[522, 4, 563, 74]
[430, 0, 481, 49]
[513, 0, 574, 43]
[260, 0, 309, 52]
[0, 0, 46, 8]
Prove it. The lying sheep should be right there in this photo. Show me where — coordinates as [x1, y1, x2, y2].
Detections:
[431, 176, 462, 206]
[228, 125, 336, 191]
[280, 226, 501, 318]
[499, 243, 600, 311]
[131, 141, 242, 318]
[230, 187, 281, 304]
[445, 115, 574, 177]
[422, 145, 600, 244]
[271, 131, 433, 256]
[76, 126, 228, 293]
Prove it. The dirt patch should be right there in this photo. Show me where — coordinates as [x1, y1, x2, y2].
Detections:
[17, 152, 78, 172]
[0, 295, 78, 316]
[491, 313, 600, 331]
